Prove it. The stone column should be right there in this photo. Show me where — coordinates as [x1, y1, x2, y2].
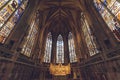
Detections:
[63, 34, 70, 64]
[51, 34, 57, 63]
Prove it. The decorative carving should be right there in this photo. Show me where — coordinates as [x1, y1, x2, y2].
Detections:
[49, 63, 71, 76]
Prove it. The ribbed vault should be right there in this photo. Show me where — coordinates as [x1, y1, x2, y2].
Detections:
[37, 0, 85, 35]
[37, 0, 92, 63]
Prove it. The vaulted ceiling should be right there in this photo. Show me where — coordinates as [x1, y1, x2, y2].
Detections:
[35, 0, 93, 62]
[37, 0, 89, 36]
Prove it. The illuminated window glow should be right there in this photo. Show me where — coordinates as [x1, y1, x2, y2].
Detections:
[0, 0, 28, 43]
[68, 32, 77, 63]
[44, 32, 52, 63]
[81, 17, 99, 56]
[94, 0, 120, 41]
[56, 35, 64, 63]
[21, 20, 38, 57]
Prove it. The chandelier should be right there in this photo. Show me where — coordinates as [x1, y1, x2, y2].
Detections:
[49, 63, 71, 76]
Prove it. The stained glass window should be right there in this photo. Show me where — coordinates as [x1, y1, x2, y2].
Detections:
[81, 16, 99, 56]
[0, 0, 28, 43]
[68, 32, 77, 63]
[94, 0, 120, 41]
[21, 20, 38, 57]
[56, 35, 64, 63]
[44, 32, 52, 63]
[0, 0, 9, 8]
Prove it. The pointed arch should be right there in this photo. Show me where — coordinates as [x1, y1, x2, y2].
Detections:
[56, 35, 64, 63]
[0, 0, 28, 43]
[21, 19, 38, 57]
[44, 32, 52, 63]
[93, 0, 120, 41]
[68, 32, 77, 63]
[81, 15, 99, 56]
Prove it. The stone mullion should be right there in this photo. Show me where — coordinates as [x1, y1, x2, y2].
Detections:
[63, 35, 70, 64]
[51, 35, 57, 64]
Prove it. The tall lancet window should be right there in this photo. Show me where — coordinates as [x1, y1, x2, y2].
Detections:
[56, 35, 64, 63]
[44, 32, 52, 63]
[68, 32, 77, 63]
[81, 16, 99, 56]
[21, 20, 38, 57]
[0, 0, 28, 43]
[94, 0, 120, 41]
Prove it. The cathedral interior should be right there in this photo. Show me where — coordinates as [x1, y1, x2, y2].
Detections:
[0, 0, 120, 80]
